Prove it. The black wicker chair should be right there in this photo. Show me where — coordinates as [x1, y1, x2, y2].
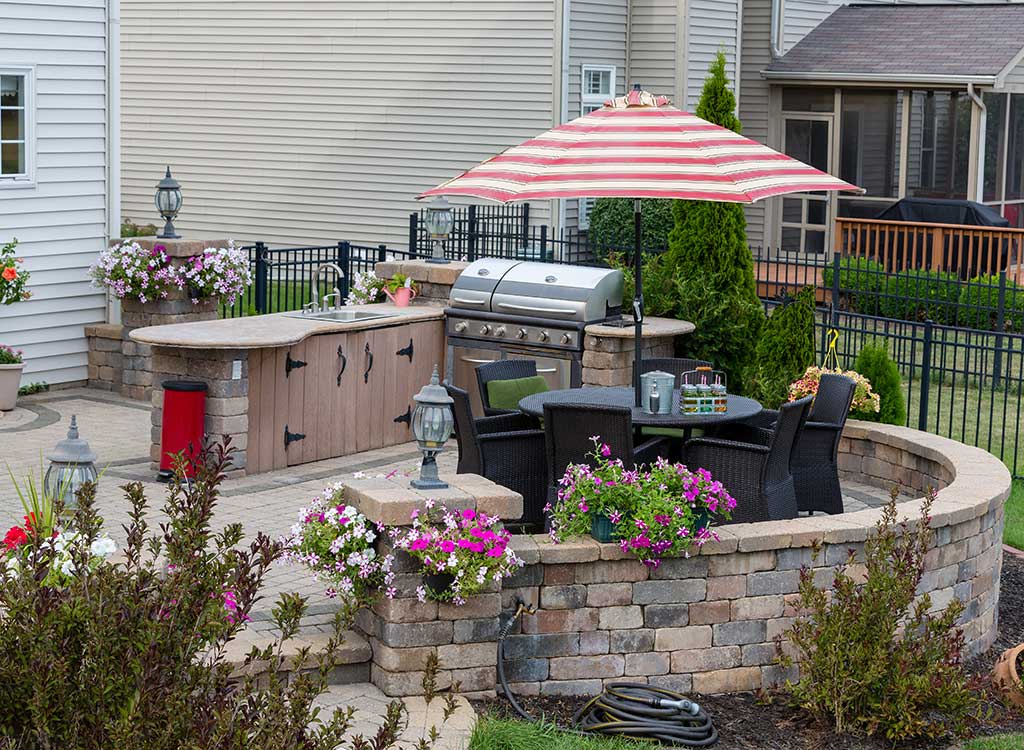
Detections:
[475, 360, 540, 416]
[640, 357, 712, 387]
[445, 383, 547, 526]
[684, 396, 813, 524]
[543, 403, 669, 504]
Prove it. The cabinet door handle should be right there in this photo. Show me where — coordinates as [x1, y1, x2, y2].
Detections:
[337, 345, 347, 386]
[396, 338, 414, 362]
[364, 341, 374, 383]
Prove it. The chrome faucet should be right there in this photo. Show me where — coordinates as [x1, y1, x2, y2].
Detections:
[307, 262, 346, 314]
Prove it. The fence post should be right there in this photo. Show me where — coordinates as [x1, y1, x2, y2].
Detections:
[993, 270, 1007, 388]
[408, 213, 419, 256]
[468, 204, 478, 263]
[831, 251, 841, 323]
[254, 241, 268, 315]
[539, 224, 548, 259]
[918, 319, 934, 432]
[337, 241, 351, 302]
[521, 203, 530, 248]
[378, 244, 388, 264]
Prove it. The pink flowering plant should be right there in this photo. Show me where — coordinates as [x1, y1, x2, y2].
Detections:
[89, 239, 179, 304]
[282, 482, 395, 609]
[0, 344, 23, 365]
[548, 437, 736, 568]
[392, 502, 522, 605]
[0, 238, 31, 305]
[177, 241, 252, 305]
[346, 270, 386, 305]
[788, 365, 879, 414]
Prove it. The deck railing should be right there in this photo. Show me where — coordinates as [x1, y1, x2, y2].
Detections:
[835, 216, 1024, 283]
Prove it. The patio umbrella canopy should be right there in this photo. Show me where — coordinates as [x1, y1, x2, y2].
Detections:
[420, 86, 863, 406]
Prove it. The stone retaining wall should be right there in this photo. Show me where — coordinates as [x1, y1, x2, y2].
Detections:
[351, 421, 1009, 698]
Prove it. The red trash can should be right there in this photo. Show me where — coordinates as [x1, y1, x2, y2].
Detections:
[158, 380, 208, 482]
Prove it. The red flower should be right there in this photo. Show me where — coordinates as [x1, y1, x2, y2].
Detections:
[23, 513, 36, 531]
[4, 526, 27, 550]
[1, 266, 16, 281]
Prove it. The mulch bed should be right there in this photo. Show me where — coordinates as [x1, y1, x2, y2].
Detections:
[473, 552, 1024, 749]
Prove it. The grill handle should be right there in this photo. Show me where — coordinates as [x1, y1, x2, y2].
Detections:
[451, 296, 489, 306]
[495, 302, 576, 317]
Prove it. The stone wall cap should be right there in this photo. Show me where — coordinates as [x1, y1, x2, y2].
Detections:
[375, 259, 469, 288]
[585, 317, 695, 338]
[85, 323, 124, 339]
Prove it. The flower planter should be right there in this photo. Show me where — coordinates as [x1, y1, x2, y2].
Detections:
[423, 572, 455, 599]
[992, 643, 1024, 709]
[591, 513, 617, 543]
[0, 362, 24, 411]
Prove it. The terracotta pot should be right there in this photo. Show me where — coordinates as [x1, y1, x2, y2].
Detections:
[0, 362, 24, 411]
[992, 643, 1024, 709]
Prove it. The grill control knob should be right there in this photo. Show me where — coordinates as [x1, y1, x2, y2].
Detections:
[453, 321, 468, 333]
[479, 324, 492, 335]
[560, 333, 572, 345]
[495, 326, 506, 337]
[538, 330, 550, 342]
[516, 328, 528, 340]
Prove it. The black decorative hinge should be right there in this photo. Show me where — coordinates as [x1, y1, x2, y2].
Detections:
[394, 406, 412, 427]
[284, 424, 306, 448]
[396, 338, 414, 362]
[285, 352, 307, 377]
[337, 345, 347, 387]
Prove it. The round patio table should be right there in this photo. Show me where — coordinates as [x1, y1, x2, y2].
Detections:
[518, 387, 762, 439]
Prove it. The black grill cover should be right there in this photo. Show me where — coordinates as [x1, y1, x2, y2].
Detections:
[876, 198, 1009, 227]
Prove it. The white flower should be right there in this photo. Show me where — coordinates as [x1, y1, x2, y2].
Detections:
[90, 537, 117, 558]
[59, 558, 76, 576]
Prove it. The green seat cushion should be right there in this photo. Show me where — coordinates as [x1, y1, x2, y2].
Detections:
[641, 426, 686, 439]
[487, 375, 549, 411]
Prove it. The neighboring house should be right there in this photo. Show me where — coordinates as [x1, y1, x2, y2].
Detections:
[0, 0, 120, 387]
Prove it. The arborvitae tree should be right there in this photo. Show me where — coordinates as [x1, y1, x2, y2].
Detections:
[663, 51, 764, 391]
[752, 287, 817, 408]
[853, 343, 906, 425]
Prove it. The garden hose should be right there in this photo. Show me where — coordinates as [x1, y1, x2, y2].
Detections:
[496, 601, 719, 747]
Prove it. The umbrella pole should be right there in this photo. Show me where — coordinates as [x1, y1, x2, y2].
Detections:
[633, 198, 643, 408]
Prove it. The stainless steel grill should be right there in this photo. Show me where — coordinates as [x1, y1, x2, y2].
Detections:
[445, 260, 624, 412]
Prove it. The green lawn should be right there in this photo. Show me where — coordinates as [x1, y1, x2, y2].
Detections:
[219, 281, 309, 318]
[964, 734, 1024, 750]
[1006, 480, 1024, 551]
[469, 717, 648, 750]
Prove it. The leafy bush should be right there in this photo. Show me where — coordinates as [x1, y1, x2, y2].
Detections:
[877, 269, 961, 325]
[957, 274, 1024, 332]
[852, 343, 905, 425]
[0, 441, 428, 750]
[120, 218, 159, 238]
[822, 256, 885, 314]
[0, 344, 23, 365]
[587, 199, 673, 252]
[777, 491, 983, 743]
[752, 287, 816, 408]
[0, 238, 31, 306]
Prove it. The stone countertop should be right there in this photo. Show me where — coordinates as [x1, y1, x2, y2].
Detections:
[128, 303, 445, 350]
[585, 316, 695, 338]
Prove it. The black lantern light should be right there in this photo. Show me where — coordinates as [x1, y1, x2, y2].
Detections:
[410, 365, 455, 490]
[424, 196, 453, 264]
[155, 166, 183, 239]
[44, 415, 98, 511]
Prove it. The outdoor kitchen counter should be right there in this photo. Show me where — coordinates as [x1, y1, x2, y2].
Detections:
[129, 303, 444, 349]
[585, 316, 695, 338]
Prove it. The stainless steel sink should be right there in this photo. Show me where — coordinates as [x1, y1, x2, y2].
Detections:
[286, 309, 398, 322]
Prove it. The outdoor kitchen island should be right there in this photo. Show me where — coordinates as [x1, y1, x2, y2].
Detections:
[130, 303, 445, 476]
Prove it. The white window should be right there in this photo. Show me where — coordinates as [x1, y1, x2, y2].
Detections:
[579, 65, 616, 229]
[1, 69, 33, 184]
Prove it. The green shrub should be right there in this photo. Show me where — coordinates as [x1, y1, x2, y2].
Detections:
[822, 257, 886, 315]
[752, 287, 816, 407]
[852, 343, 905, 425]
[877, 269, 961, 325]
[777, 492, 982, 743]
[957, 274, 1024, 332]
[120, 218, 159, 238]
[588, 199, 674, 252]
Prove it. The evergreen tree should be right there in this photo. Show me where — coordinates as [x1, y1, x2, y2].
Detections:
[752, 287, 817, 407]
[852, 343, 906, 425]
[663, 51, 764, 391]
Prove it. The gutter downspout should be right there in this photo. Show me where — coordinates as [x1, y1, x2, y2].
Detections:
[967, 82, 986, 204]
[769, 0, 785, 59]
[106, 0, 122, 325]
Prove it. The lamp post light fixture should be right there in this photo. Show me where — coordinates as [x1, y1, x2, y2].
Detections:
[44, 415, 98, 511]
[155, 166, 183, 239]
[410, 365, 455, 490]
[424, 196, 454, 264]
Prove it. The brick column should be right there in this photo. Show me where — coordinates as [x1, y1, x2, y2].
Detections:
[373, 259, 467, 306]
[582, 317, 695, 387]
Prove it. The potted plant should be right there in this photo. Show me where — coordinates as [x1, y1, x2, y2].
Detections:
[346, 270, 386, 305]
[0, 345, 25, 412]
[383, 273, 418, 307]
[392, 502, 522, 605]
[89, 240, 179, 306]
[176, 241, 252, 306]
[548, 438, 736, 568]
[992, 643, 1024, 709]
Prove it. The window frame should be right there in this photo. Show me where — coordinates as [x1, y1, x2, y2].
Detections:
[579, 64, 616, 230]
[0, 66, 35, 188]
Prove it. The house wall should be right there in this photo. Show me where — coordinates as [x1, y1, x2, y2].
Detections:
[119, 0, 558, 251]
[0, 0, 113, 386]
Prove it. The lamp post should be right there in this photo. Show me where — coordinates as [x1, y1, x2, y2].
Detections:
[155, 166, 183, 239]
[410, 365, 454, 490]
[424, 196, 453, 264]
[44, 415, 98, 511]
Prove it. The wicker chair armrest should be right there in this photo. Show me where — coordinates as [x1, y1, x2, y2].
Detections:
[685, 437, 771, 456]
[482, 405, 518, 417]
[708, 424, 774, 446]
[476, 413, 539, 435]
[478, 430, 546, 470]
[634, 437, 671, 466]
[803, 420, 843, 433]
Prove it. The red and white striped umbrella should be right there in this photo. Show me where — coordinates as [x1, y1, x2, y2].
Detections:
[419, 88, 862, 203]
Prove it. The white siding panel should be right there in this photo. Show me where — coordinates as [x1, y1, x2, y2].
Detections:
[629, 0, 678, 100]
[686, 0, 739, 110]
[739, 0, 772, 247]
[120, 0, 557, 249]
[0, 1, 109, 386]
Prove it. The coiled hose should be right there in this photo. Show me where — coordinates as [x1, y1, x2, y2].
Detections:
[497, 601, 719, 748]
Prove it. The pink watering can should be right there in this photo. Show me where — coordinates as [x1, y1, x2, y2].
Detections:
[384, 285, 417, 307]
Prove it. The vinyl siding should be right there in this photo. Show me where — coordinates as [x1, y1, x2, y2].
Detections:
[567, 0, 628, 230]
[1001, 59, 1024, 92]
[629, 0, 679, 102]
[739, 0, 771, 246]
[686, 0, 740, 110]
[0, 0, 110, 386]
[120, 1, 557, 251]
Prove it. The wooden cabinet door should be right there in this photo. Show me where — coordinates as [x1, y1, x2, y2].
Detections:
[284, 341, 310, 467]
[382, 320, 447, 449]
[327, 331, 360, 461]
